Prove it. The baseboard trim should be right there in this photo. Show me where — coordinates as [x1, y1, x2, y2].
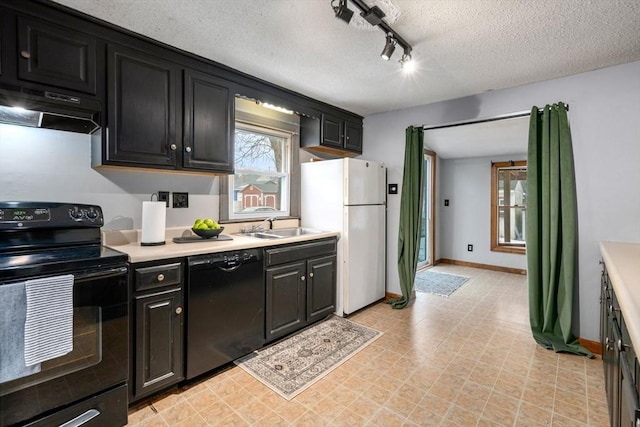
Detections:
[385, 292, 402, 300]
[579, 338, 602, 355]
[436, 258, 527, 275]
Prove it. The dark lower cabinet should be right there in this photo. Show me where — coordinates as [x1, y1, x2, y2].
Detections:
[265, 239, 337, 342]
[107, 44, 179, 168]
[131, 261, 184, 401]
[16, 15, 97, 94]
[600, 261, 640, 427]
[266, 261, 306, 340]
[306, 255, 337, 324]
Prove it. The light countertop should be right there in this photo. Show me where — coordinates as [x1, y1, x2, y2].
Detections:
[600, 241, 640, 357]
[103, 223, 339, 264]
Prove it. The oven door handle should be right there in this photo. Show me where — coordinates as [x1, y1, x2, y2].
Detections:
[59, 408, 100, 427]
[74, 266, 128, 281]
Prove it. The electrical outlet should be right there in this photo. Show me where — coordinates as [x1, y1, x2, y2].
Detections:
[444, 199, 450, 207]
[173, 192, 189, 208]
[467, 244, 473, 252]
[157, 191, 170, 207]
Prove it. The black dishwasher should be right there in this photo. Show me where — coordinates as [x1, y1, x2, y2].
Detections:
[186, 248, 264, 380]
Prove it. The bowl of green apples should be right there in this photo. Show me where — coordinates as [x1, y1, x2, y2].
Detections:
[192, 218, 224, 238]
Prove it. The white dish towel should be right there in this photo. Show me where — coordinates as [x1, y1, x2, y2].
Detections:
[24, 274, 74, 366]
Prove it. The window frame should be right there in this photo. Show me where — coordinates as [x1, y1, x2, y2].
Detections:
[491, 160, 527, 254]
[228, 122, 292, 221]
[219, 98, 301, 224]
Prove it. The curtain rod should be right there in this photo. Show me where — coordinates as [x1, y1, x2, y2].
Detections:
[419, 104, 569, 131]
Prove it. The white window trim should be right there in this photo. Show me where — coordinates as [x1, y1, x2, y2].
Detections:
[228, 122, 292, 220]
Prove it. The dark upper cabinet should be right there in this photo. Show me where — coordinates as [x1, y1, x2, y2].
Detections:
[320, 112, 343, 149]
[0, 11, 3, 77]
[183, 69, 234, 172]
[17, 16, 97, 95]
[344, 119, 363, 153]
[300, 113, 363, 157]
[102, 44, 234, 173]
[106, 44, 178, 168]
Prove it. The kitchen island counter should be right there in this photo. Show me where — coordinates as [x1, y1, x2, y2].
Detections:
[600, 241, 640, 357]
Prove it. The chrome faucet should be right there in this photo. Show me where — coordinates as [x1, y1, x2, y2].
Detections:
[251, 216, 278, 231]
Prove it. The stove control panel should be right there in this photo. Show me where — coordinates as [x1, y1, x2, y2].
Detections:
[0, 202, 104, 229]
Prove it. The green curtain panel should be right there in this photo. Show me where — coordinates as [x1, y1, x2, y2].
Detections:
[390, 126, 424, 309]
[526, 103, 592, 357]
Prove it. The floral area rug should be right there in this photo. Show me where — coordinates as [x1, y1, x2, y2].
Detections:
[414, 269, 470, 297]
[234, 316, 382, 400]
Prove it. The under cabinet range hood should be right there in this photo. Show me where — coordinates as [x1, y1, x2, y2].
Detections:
[0, 84, 101, 134]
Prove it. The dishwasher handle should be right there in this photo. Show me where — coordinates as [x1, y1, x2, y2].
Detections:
[218, 264, 242, 273]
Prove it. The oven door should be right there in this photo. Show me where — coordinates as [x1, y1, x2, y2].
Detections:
[0, 265, 129, 427]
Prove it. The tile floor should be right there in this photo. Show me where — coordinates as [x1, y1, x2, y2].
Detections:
[127, 265, 609, 426]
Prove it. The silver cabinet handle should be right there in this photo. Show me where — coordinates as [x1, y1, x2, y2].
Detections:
[309, 272, 314, 278]
[185, 146, 192, 153]
[175, 307, 183, 315]
[20, 50, 31, 59]
[301, 276, 305, 281]
[170, 144, 177, 151]
[59, 409, 100, 427]
[157, 273, 165, 282]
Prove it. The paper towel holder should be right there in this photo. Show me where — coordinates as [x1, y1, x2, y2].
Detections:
[141, 193, 167, 246]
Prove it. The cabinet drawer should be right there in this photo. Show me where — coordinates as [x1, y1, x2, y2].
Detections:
[265, 239, 336, 267]
[135, 262, 182, 291]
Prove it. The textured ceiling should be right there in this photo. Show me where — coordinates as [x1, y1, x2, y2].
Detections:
[53, 0, 640, 117]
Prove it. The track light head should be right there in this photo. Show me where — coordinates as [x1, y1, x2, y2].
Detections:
[380, 34, 396, 61]
[332, 0, 354, 24]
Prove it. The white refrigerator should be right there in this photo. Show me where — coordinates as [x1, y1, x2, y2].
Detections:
[301, 158, 386, 316]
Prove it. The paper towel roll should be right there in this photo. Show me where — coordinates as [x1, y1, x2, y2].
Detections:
[141, 201, 166, 245]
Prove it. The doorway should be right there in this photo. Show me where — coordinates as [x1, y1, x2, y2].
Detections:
[417, 150, 436, 269]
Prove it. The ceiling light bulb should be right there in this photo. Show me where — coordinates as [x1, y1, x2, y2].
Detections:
[332, 0, 354, 24]
[380, 35, 396, 61]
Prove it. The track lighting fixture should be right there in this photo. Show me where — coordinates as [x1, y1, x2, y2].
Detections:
[331, 0, 414, 70]
[331, 0, 354, 24]
[380, 34, 396, 61]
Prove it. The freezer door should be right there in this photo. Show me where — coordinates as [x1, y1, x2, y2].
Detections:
[343, 205, 385, 314]
[344, 158, 386, 205]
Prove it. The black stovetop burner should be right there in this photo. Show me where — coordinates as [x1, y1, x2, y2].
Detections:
[0, 202, 128, 281]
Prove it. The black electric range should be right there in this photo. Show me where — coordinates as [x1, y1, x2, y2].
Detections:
[0, 202, 129, 427]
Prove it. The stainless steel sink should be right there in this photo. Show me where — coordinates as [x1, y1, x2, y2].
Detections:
[234, 227, 323, 239]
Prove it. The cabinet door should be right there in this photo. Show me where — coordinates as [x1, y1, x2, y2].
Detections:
[183, 69, 234, 172]
[306, 255, 336, 323]
[265, 262, 305, 342]
[620, 354, 640, 427]
[321, 113, 343, 149]
[17, 16, 96, 94]
[344, 120, 363, 153]
[134, 287, 184, 398]
[107, 45, 179, 167]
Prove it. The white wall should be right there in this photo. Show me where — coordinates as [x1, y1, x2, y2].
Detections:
[0, 124, 220, 230]
[439, 154, 527, 270]
[363, 60, 640, 341]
